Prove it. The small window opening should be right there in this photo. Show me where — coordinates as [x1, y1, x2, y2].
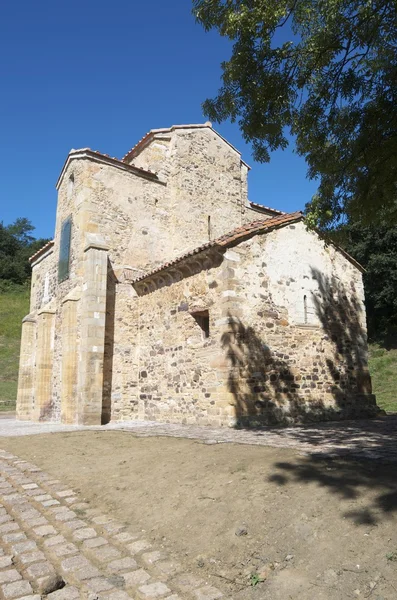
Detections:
[303, 295, 308, 324]
[192, 310, 210, 339]
[207, 215, 211, 241]
[67, 174, 74, 199]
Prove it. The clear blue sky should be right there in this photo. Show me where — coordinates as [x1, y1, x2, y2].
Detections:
[0, 0, 317, 240]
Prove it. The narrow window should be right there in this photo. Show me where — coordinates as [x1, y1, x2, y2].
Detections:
[58, 216, 72, 283]
[67, 174, 74, 199]
[303, 295, 308, 324]
[207, 215, 211, 241]
[192, 310, 210, 339]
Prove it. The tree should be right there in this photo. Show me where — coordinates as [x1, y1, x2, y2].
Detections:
[332, 222, 397, 342]
[0, 219, 50, 287]
[193, 0, 397, 229]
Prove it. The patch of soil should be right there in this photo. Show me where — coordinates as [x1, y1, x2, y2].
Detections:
[1, 431, 397, 599]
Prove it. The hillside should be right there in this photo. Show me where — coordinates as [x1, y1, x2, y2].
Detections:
[0, 290, 395, 413]
[0, 289, 29, 407]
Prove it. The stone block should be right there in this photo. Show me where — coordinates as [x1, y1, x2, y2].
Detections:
[123, 569, 151, 587]
[34, 495, 52, 502]
[137, 582, 171, 598]
[0, 556, 13, 569]
[54, 511, 76, 522]
[51, 543, 78, 557]
[0, 570, 21, 584]
[0, 515, 12, 525]
[141, 551, 166, 566]
[43, 535, 66, 548]
[60, 555, 91, 573]
[72, 527, 97, 541]
[18, 551, 46, 565]
[87, 545, 121, 563]
[25, 561, 55, 579]
[84, 576, 114, 593]
[47, 586, 79, 600]
[0, 523, 19, 534]
[24, 517, 48, 528]
[42, 500, 60, 507]
[54, 490, 74, 498]
[11, 541, 37, 555]
[62, 519, 86, 531]
[112, 532, 139, 544]
[127, 540, 151, 555]
[101, 592, 131, 600]
[82, 536, 107, 549]
[107, 557, 137, 573]
[1, 580, 33, 599]
[32, 525, 57, 537]
[72, 565, 101, 581]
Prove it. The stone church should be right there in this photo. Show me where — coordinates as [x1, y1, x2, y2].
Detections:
[16, 123, 378, 427]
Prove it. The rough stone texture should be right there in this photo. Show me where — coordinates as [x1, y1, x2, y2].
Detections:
[16, 124, 379, 427]
[0, 445, 207, 600]
[1, 580, 33, 599]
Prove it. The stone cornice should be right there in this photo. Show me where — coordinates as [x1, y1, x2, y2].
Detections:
[56, 149, 167, 190]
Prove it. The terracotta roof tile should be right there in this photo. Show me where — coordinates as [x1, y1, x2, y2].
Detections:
[29, 240, 54, 263]
[248, 201, 285, 215]
[132, 212, 303, 284]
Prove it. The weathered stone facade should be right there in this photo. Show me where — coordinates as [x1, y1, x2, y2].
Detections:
[17, 123, 379, 426]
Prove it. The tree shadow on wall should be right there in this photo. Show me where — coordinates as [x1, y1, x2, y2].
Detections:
[221, 316, 328, 426]
[220, 269, 397, 525]
[221, 268, 378, 428]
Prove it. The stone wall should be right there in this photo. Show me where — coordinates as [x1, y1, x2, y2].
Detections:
[130, 126, 248, 248]
[214, 222, 377, 425]
[17, 126, 377, 426]
[106, 222, 377, 426]
[109, 257, 231, 425]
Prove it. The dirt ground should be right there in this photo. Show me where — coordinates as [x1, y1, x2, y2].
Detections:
[1, 430, 397, 600]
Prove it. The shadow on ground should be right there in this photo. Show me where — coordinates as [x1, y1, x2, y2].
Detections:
[269, 447, 397, 526]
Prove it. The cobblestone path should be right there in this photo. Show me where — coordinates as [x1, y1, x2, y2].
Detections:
[0, 450, 224, 600]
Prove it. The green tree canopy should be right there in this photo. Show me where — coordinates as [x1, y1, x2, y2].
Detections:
[333, 221, 397, 343]
[193, 0, 397, 229]
[0, 219, 50, 287]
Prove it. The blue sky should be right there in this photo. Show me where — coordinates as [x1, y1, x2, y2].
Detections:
[0, 0, 317, 240]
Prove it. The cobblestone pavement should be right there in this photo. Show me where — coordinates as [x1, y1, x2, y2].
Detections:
[1, 416, 397, 462]
[0, 449, 226, 600]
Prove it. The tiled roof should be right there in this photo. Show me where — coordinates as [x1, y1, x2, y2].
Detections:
[29, 240, 54, 263]
[132, 212, 303, 284]
[84, 149, 157, 176]
[121, 123, 248, 166]
[248, 201, 285, 215]
[56, 148, 161, 190]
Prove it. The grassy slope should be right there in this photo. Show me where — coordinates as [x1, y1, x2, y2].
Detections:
[368, 345, 397, 413]
[0, 290, 29, 404]
[0, 290, 395, 412]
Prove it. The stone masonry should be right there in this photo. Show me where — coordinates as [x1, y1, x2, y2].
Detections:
[17, 123, 379, 426]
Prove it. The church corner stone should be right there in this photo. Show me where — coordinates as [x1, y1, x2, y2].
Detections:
[17, 123, 380, 427]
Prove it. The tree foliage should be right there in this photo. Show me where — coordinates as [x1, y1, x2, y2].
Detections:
[333, 222, 397, 342]
[193, 0, 397, 229]
[0, 219, 49, 288]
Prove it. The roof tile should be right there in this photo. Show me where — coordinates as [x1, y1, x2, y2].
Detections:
[132, 212, 303, 284]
